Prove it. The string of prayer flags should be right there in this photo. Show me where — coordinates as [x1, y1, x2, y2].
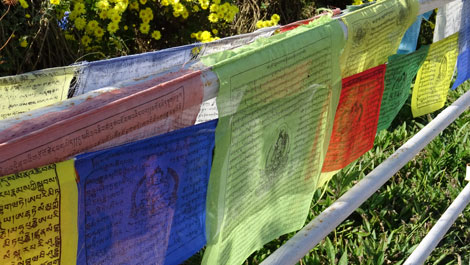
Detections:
[397, 11, 433, 54]
[73, 28, 276, 96]
[433, 0, 463, 42]
[322, 64, 386, 172]
[451, 0, 470, 89]
[0, 66, 77, 120]
[0, 68, 194, 141]
[201, 20, 345, 265]
[0, 70, 204, 176]
[411, 33, 459, 117]
[339, 0, 418, 77]
[377, 45, 429, 131]
[0, 160, 78, 265]
[75, 120, 216, 265]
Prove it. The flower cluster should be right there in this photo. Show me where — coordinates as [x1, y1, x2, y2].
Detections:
[207, 0, 239, 23]
[61, 0, 239, 51]
[256, 14, 281, 29]
[13, 0, 241, 58]
[191, 29, 220, 43]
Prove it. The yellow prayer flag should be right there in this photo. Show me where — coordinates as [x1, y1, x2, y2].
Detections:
[0, 66, 76, 120]
[340, 0, 419, 77]
[0, 160, 78, 265]
[411, 33, 459, 117]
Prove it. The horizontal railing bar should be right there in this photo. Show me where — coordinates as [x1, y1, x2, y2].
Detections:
[260, 90, 470, 265]
[403, 182, 470, 265]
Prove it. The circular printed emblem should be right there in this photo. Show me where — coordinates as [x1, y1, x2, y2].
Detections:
[336, 100, 363, 135]
[265, 125, 290, 182]
[130, 156, 179, 221]
[353, 26, 367, 47]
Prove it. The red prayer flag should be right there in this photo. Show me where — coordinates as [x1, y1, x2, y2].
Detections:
[322, 64, 386, 172]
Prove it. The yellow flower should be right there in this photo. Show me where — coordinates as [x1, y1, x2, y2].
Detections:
[108, 8, 118, 19]
[81, 35, 92, 46]
[142, 17, 151, 23]
[173, 11, 180, 17]
[116, 1, 128, 11]
[19, 38, 28, 48]
[139, 8, 153, 20]
[271, 14, 280, 22]
[129, 1, 139, 10]
[264, 20, 273, 27]
[107, 22, 119, 33]
[124, 25, 128, 30]
[212, 0, 220, 4]
[75, 17, 87, 30]
[161, 0, 169, 6]
[193, 5, 199, 12]
[25, 14, 31, 18]
[96, 0, 110, 10]
[99, 10, 108, 19]
[69, 11, 78, 20]
[145, 7, 154, 19]
[139, 23, 150, 34]
[208, 13, 218, 23]
[212, 28, 218, 35]
[182, 10, 189, 19]
[111, 13, 121, 22]
[19, 0, 28, 8]
[151, 30, 161, 40]
[199, 0, 209, 9]
[209, 4, 218, 12]
[139, 0, 147, 4]
[224, 12, 235, 22]
[74, 2, 86, 15]
[50, 0, 60, 5]
[256, 20, 264, 29]
[94, 26, 105, 37]
[200, 30, 211, 41]
[353, 0, 363, 5]
[218, 3, 228, 13]
[174, 2, 184, 12]
[86, 20, 99, 32]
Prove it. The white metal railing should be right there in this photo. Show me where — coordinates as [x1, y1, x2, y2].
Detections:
[404, 180, 470, 265]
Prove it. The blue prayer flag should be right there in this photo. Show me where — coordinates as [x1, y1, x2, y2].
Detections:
[397, 11, 433, 54]
[75, 120, 216, 265]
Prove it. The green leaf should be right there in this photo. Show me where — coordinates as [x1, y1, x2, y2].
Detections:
[325, 237, 336, 264]
[338, 250, 348, 265]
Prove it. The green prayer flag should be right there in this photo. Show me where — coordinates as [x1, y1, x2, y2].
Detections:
[201, 20, 345, 265]
[377, 45, 429, 131]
